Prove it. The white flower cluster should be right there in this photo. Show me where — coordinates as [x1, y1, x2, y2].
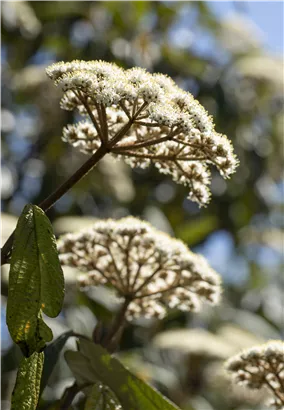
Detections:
[57, 217, 221, 320]
[46, 60, 238, 206]
[225, 341, 284, 409]
[205, 361, 267, 407]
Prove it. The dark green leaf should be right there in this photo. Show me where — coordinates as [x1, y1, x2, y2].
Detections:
[65, 339, 180, 410]
[11, 351, 44, 410]
[6, 204, 65, 356]
[40, 330, 74, 396]
[65, 351, 100, 386]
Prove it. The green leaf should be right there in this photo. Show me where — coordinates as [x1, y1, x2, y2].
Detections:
[65, 340, 180, 410]
[65, 350, 100, 385]
[6, 204, 65, 356]
[11, 351, 44, 410]
[40, 330, 74, 396]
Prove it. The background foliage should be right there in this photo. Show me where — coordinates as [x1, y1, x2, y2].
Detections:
[1, 2, 283, 409]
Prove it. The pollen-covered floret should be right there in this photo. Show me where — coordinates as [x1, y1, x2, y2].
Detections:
[46, 60, 239, 206]
[57, 217, 222, 321]
[225, 341, 284, 409]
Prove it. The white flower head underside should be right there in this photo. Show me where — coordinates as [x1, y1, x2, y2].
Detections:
[47, 60, 239, 206]
[58, 217, 222, 320]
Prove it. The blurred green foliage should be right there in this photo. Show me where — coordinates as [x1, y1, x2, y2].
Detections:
[1, 2, 283, 410]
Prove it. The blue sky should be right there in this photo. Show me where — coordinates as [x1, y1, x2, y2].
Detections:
[209, 1, 284, 54]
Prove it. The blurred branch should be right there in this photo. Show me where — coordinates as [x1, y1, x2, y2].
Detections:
[102, 298, 130, 350]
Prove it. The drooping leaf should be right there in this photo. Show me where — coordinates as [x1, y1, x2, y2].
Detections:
[6, 204, 65, 356]
[40, 330, 74, 396]
[65, 350, 99, 386]
[11, 351, 44, 410]
[65, 339, 180, 410]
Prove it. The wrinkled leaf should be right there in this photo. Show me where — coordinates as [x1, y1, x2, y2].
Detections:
[11, 351, 44, 410]
[6, 204, 65, 356]
[40, 330, 74, 396]
[65, 339, 180, 410]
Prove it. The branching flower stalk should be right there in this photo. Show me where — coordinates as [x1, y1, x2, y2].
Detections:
[58, 217, 222, 348]
[49, 60, 238, 207]
[1, 60, 238, 264]
[225, 341, 284, 409]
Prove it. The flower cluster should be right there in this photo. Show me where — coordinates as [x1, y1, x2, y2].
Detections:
[46, 60, 239, 206]
[205, 361, 267, 407]
[225, 341, 284, 409]
[57, 217, 221, 320]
